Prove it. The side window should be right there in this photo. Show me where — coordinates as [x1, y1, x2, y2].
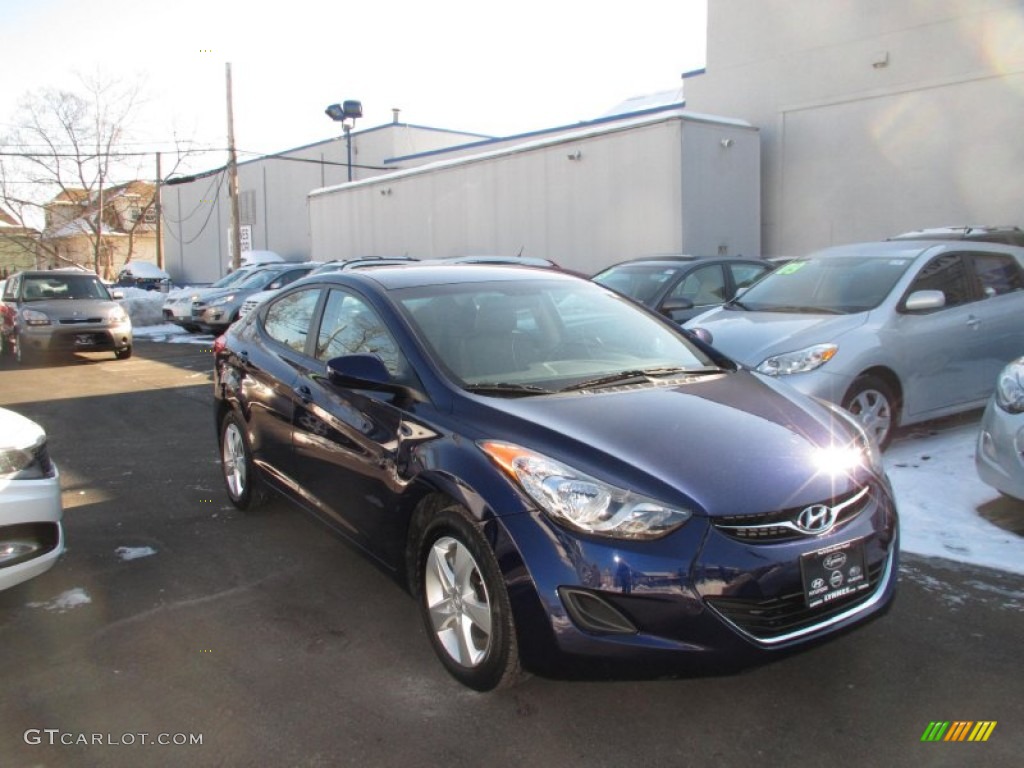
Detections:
[268, 269, 310, 291]
[667, 264, 726, 306]
[971, 253, 1024, 298]
[729, 263, 772, 291]
[315, 289, 406, 378]
[263, 288, 321, 353]
[907, 253, 971, 308]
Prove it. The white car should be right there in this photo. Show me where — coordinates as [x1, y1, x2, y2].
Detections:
[976, 357, 1024, 501]
[0, 407, 64, 591]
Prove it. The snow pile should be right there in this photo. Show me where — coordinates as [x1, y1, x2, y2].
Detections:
[116, 287, 166, 327]
[118, 261, 170, 279]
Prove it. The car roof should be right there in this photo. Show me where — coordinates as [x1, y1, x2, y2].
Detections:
[888, 225, 1024, 245]
[807, 240, 1024, 260]
[15, 269, 103, 278]
[596, 256, 767, 272]
[307, 263, 582, 291]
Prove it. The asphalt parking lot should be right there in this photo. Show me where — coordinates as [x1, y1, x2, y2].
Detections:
[1, 341, 1022, 767]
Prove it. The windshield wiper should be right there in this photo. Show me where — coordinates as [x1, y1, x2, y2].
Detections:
[464, 382, 553, 397]
[762, 305, 847, 315]
[725, 298, 750, 310]
[560, 366, 722, 392]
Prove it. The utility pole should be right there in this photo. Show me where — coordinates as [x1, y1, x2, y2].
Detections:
[226, 62, 242, 272]
[155, 152, 163, 269]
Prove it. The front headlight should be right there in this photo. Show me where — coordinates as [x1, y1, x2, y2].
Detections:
[995, 357, 1024, 414]
[814, 400, 884, 476]
[22, 309, 50, 326]
[210, 294, 236, 307]
[479, 441, 692, 540]
[757, 343, 838, 376]
[108, 306, 129, 325]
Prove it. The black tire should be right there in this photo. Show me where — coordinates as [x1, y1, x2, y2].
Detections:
[115, 345, 132, 360]
[15, 333, 38, 367]
[219, 411, 266, 511]
[842, 374, 898, 450]
[416, 504, 520, 691]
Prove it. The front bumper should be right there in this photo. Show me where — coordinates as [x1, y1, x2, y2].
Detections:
[497, 477, 899, 675]
[191, 304, 236, 332]
[0, 464, 65, 592]
[976, 398, 1024, 501]
[20, 322, 132, 355]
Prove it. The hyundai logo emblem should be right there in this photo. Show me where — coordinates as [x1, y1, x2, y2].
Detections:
[796, 504, 837, 534]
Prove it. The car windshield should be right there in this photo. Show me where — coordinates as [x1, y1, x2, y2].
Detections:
[22, 274, 111, 302]
[236, 269, 279, 288]
[731, 255, 915, 313]
[396, 278, 722, 393]
[211, 270, 253, 289]
[592, 264, 685, 305]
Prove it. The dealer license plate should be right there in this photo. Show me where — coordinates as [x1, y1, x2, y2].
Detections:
[800, 538, 870, 609]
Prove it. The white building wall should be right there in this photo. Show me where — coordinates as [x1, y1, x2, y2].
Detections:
[161, 124, 488, 283]
[309, 113, 760, 275]
[683, 0, 1024, 256]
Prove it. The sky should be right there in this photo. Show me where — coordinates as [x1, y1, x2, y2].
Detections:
[0, 0, 707, 173]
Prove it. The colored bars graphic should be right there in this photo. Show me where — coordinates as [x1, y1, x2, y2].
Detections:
[921, 721, 997, 742]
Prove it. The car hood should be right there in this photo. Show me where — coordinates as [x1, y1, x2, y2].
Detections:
[465, 370, 868, 518]
[0, 407, 46, 452]
[24, 299, 122, 321]
[686, 308, 868, 367]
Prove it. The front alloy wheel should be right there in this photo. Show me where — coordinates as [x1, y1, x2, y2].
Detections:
[843, 375, 897, 450]
[418, 506, 520, 690]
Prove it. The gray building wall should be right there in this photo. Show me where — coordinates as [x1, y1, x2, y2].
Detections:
[309, 110, 760, 274]
[683, 0, 1024, 256]
[161, 123, 490, 283]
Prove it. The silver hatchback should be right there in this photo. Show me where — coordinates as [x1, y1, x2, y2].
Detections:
[1, 270, 133, 364]
[688, 240, 1024, 448]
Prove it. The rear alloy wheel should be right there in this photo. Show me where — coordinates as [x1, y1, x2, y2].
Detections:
[220, 412, 266, 510]
[418, 506, 520, 691]
[843, 375, 897, 450]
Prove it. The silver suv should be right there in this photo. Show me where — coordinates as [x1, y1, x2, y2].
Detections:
[1, 270, 133, 365]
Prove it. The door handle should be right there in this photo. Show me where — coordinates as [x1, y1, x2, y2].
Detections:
[297, 385, 313, 404]
[966, 316, 981, 329]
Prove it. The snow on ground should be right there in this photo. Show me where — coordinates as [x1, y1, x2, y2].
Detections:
[135, 325, 1024, 576]
[27, 588, 92, 612]
[885, 419, 1024, 576]
[116, 287, 168, 327]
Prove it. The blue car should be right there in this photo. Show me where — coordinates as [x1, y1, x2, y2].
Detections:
[213, 265, 899, 690]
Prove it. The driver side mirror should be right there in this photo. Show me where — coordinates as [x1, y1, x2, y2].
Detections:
[327, 354, 425, 403]
[660, 297, 694, 316]
[903, 289, 946, 312]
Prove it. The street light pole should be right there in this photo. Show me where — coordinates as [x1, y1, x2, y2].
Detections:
[325, 100, 363, 183]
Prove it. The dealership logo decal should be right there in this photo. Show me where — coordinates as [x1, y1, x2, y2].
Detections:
[920, 721, 997, 742]
[796, 504, 837, 534]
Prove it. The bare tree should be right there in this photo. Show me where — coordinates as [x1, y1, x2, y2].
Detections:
[0, 71, 192, 276]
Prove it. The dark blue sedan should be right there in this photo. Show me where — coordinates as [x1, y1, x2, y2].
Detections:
[213, 265, 899, 690]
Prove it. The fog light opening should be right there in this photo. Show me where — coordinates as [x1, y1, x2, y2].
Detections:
[560, 587, 638, 635]
[0, 540, 42, 566]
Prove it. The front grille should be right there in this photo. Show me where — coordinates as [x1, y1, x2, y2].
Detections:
[713, 485, 870, 542]
[59, 317, 102, 324]
[705, 559, 886, 641]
